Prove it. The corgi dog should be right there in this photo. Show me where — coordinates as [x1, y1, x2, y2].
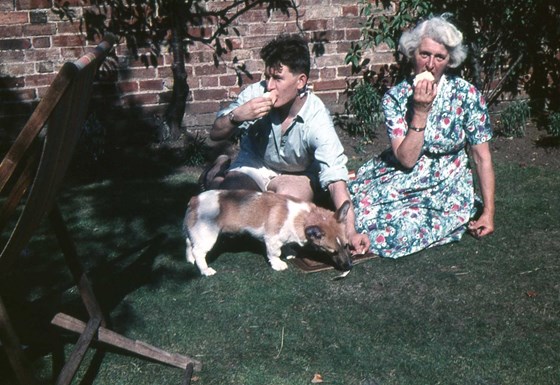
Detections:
[183, 189, 352, 276]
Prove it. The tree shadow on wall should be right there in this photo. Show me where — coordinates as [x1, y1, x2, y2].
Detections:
[59, 0, 311, 141]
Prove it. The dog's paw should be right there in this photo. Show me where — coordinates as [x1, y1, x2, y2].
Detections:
[270, 259, 288, 271]
[201, 267, 217, 276]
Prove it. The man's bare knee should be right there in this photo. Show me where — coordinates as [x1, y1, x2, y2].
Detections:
[267, 175, 313, 201]
[220, 171, 261, 191]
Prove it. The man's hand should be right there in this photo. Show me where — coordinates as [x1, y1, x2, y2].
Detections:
[233, 91, 277, 122]
[348, 232, 370, 255]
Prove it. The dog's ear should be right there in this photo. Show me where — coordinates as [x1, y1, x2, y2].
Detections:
[335, 200, 351, 223]
[305, 225, 325, 240]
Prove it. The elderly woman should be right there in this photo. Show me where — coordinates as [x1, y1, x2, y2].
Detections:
[349, 15, 495, 258]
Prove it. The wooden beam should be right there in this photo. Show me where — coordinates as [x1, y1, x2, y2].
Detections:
[51, 313, 202, 372]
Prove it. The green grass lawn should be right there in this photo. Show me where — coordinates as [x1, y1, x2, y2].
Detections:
[1, 156, 559, 385]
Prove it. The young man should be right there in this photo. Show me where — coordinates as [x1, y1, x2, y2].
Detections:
[200, 34, 370, 254]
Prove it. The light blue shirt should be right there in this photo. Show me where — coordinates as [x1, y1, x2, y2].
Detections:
[217, 81, 349, 190]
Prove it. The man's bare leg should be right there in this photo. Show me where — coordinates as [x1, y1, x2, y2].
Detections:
[267, 174, 314, 202]
[220, 171, 261, 191]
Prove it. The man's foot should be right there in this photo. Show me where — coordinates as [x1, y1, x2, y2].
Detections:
[198, 154, 231, 191]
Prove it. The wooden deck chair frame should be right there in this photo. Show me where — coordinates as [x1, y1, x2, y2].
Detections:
[0, 34, 201, 385]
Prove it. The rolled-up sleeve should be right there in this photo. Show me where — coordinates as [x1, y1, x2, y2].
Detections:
[306, 107, 349, 189]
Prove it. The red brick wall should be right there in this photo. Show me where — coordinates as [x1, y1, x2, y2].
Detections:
[0, 0, 395, 140]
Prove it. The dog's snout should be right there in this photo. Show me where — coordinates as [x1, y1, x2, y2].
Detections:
[333, 245, 353, 271]
[340, 259, 353, 271]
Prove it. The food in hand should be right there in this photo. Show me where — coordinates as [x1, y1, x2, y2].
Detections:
[263, 91, 278, 104]
[413, 71, 435, 86]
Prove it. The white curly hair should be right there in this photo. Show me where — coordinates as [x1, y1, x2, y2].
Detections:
[398, 14, 468, 69]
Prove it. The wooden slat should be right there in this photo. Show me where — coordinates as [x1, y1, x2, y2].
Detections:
[51, 313, 202, 372]
[55, 316, 102, 385]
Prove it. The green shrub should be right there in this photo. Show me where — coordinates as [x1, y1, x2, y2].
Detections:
[498, 100, 530, 138]
[547, 112, 560, 137]
[344, 81, 385, 142]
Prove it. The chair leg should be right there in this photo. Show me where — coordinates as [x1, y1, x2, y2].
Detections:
[182, 363, 194, 385]
[48, 204, 202, 376]
[0, 295, 40, 385]
[48, 206, 105, 323]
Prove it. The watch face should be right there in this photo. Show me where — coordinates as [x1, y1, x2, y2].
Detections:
[228, 111, 238, 124]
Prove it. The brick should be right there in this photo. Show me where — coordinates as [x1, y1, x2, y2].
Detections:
[0, 38, 32, 50]
[314, 90, 340, 105]
[314, 54, 347, 68]
[116, 81, 138, 94]
[0, 11, 28, 25]
[193, 64, 227, 77]
[0, 62, 35, 76]
[157, 66, 174, 79]
[23, 23, 56, 36]
[1, 50, 25, 63]
[191, 88, 228, 101]
[236, 9, 269, 23]
[188, 26, 213, 40]
[0, 25, 23, 38]
[201, 76, 220, 88]
[318, 67, 337, 80]
[313, 79, 347, 91]
[370, 51, 397, 65]
[32, 36, 51, 48]
[36, 85, 51, 98]
[303, 19, 329, 31]
[30, 10, 48, 23]
[184, 101, 221, 114]
[55, 21, 82, 34]
[0, 2, 14, 11]
[61, 47, 86, 60]
[219, 75, 238, 87]
[25, 48, 60, 61]
[52, 34, 85, 47]
[345, 28, 362, 41]
[139, 79, 163, 91]
[16, 0, 52, 10]
[37, 61, 54, 73]
[25, 73, 57, 87]
[342, 5, 359, 17]
[337, 65, 355, 78]
[119, 67, 157, 80]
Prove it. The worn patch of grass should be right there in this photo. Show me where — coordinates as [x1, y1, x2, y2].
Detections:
[1, 160, 559, 385]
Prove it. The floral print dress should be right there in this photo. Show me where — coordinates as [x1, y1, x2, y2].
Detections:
[349, 75, 493, 258]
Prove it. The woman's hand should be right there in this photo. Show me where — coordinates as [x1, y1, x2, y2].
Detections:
[469, 142, 496, 239]
[412, 79, 437, 113]
[468, 213, 494, 239]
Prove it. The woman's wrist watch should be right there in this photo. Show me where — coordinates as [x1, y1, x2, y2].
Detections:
[409, 126, 426, 132]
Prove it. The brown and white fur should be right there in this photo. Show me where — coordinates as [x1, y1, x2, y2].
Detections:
[183, 189, 352, 276]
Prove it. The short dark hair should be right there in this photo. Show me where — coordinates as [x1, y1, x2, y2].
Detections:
[260, 34, 310, 77]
